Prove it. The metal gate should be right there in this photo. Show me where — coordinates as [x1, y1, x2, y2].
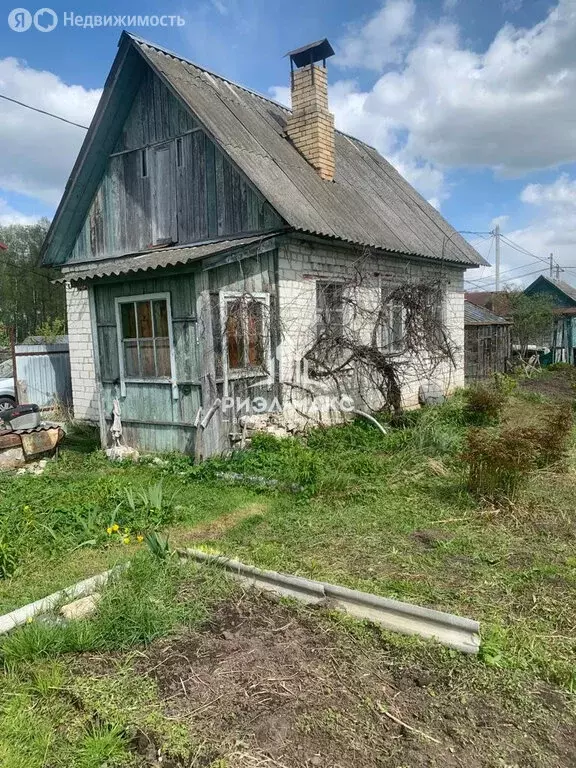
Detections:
[14, 340, 72, 409]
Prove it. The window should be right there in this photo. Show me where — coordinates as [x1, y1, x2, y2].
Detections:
[141, 148, 148, 178]
[176, 137, 183, 168]
[222, 294, 268, 372]
[382, 300, 405, 353]
[116, 294, 173, 382]
[316, 281, 344, 339]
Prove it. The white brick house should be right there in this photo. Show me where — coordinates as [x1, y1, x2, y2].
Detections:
[44, 35, 485, 454]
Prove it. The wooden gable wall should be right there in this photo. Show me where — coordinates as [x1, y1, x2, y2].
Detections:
[71, 68, 282, 263]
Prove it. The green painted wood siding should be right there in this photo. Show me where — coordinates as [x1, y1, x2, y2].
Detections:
[70, 71, 282, 262]
[93, 270, 201, 453]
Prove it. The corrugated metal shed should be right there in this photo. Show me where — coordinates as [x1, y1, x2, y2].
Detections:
[60, 235, 275, 282]
[464, 301, 510, 326]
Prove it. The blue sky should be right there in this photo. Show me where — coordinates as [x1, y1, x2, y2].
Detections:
[1, 0, 576, 288]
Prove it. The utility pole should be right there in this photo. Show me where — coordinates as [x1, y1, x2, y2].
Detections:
[494, 224, 501, 292]
[556, 264, 561, 280]
[550, 254, 554, 277]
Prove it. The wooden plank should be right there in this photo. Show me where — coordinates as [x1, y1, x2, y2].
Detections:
[205, 134, 217, 238]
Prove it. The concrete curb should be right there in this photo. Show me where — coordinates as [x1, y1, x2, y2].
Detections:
[0, 567, 121, 636]
[182, 549, 481, 654]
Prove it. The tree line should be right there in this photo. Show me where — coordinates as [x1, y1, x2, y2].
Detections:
[0, 219, 66, 345]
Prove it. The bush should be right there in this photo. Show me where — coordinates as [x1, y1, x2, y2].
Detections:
[547, 362, 574, 373]
[463, 402, 574, 502]
[463, 383, 507, 426]
[463, 426, 538, 503]
[532, 403, 574, 469]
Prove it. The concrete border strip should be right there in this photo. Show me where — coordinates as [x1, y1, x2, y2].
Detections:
[0, 568, 120, 636]
[182, 549, 480, 654]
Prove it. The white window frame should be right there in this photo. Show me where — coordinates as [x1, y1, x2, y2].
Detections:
[382, 299, 405, 353]
[115, 292, 178, 400]
[219, 291, 272, 396]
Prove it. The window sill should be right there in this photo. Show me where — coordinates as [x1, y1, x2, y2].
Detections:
[226, 368, 270, 380]
[122, 377, 173, 385]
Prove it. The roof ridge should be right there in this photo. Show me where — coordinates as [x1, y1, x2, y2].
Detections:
[126, 33, 379, 151]
[126, 33, 292, 111]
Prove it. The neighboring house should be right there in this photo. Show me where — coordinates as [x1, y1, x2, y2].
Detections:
[465, 291, 512, 319]
[41, 33, 485, 457]
[524, 275, 576, 364]
[464, 301, 510, 380]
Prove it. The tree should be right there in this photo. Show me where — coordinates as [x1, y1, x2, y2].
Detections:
[507, 291, 554, 357]
[0, 219, 66, 342]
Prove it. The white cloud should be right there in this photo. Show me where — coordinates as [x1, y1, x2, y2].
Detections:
[0, 57, 100, 206]
[0, 198, 41, 226]
[465, 173, 576, 291]
[338, 0, 415, 71]
[508, 174, 576, 261]
[308, 0, 576, 204]
[362, 0, 576, 174]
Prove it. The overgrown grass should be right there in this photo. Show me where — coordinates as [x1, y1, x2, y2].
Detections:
[1, 372, 575, 697]
[0, 552, 232, 668]
[0, 447, 263, 612]
[0, 553, 232, 767]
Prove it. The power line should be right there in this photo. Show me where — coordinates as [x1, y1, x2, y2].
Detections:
[466, 266, 546, 290]
[470, 259, 545, 282]
[0, 93, 89, 130]
[499, 235, 550, 266]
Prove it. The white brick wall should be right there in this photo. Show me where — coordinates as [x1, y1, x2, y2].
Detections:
[65, 283, 99, 422]
[276, 238, 465, 427]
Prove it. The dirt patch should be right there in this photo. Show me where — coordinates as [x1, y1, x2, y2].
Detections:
[114, 592, 575, 768]
[173, 503, 269, 545]
[518, 370, 576, 402]
[410, 528, 451, 549]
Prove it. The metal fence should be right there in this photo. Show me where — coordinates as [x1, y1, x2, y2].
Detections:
[14, 340, 72, 410]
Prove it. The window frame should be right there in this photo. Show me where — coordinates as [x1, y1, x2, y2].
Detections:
[315, 280, 344, 340]
[114, 292, 178, 399]
[381, 296, 405, 354]
[219, 291, 271, 392]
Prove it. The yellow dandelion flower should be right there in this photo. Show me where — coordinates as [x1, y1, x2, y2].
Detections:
[26, 616, 33, 624]
[111, 524, 119, 532]
[137, 535, 144, 543]
[123, 536, 131, 545]
[106, 527, 113, 535]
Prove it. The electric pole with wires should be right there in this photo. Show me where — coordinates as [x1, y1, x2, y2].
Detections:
[494, 224, 501, 292]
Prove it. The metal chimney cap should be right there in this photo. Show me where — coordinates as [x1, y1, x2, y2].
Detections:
[285, 38, 335, 68]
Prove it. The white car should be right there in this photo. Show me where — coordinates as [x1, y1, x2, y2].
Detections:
[0, 358, 16, 413]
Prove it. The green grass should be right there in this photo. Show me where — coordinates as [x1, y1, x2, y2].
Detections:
[0, 552, 232, 767]
[0, 445, 263, 612]
[1, 374, 575, 699]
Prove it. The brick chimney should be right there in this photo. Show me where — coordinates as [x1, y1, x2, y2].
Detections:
[285, 39, 335, 182]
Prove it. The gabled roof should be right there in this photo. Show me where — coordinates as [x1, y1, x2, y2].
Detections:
[464, 301, 510, 326]
[42, 33, 486, 269]
[524, 275, 576, 305]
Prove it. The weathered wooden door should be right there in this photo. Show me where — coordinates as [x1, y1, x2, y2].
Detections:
[151, 142, 177, 245]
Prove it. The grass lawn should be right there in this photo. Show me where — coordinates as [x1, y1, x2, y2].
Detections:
[0, 370, 575, 766]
